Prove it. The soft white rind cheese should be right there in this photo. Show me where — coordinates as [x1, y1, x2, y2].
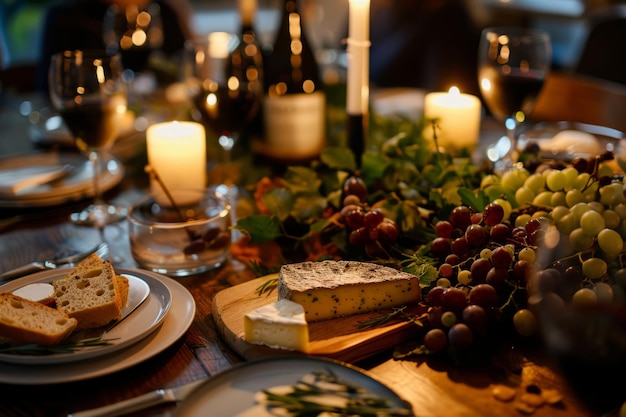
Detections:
[244, 299, 310, 352]
[278, 261, 420, 322]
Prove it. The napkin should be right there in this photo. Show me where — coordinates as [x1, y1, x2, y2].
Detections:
[0, 164, 73, 196]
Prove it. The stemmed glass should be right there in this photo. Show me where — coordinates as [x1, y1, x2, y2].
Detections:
[48, 50, 128, 227]
[477, 27, 551, 173]
[188, 31, 263, 199]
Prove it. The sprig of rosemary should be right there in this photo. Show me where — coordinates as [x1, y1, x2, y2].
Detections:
[0, 332, 117, 356]
[255, 277, 278, 297]
[259, 370, 414, 416]
[357, 306, 426, 330]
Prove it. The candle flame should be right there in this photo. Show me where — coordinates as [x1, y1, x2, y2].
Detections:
[448, 86, 461, 96]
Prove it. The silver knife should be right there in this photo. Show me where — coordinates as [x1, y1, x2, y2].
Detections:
[67, 378, 207, 417]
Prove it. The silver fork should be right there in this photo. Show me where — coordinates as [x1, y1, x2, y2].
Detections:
[0, 242, 109, 282]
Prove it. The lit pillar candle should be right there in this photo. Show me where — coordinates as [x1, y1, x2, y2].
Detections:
[424, 87, 481, 153]
[146, 121, 206, 196]
[346, 0, 370, 168]
[347, 0, 370, 115]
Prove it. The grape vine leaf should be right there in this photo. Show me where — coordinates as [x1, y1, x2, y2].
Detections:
[236, 215, 282, 244]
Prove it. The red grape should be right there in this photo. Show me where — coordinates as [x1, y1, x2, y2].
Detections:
[441, 287, 467, 313]
[450, 206, 472, 229]
[468, 283, 498, 308]
[364, 209, 384, 229]
[343, 176, 367, 202]
[483, 203, 505, 226]
[435, 220, 454, 238]
[462, 304, 488, 336]
[423, 328, 448, 353]
[491, 246, 513, 268]
[448, 323, 473, 349]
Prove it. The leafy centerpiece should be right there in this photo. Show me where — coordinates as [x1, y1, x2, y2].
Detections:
[233, 112, 626, 364]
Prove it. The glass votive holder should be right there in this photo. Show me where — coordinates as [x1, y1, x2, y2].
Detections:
[127, 189, 231, 276]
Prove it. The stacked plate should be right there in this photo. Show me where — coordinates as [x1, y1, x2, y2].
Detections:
[0, 268, 195, 384]
[0, 152, 124, 208]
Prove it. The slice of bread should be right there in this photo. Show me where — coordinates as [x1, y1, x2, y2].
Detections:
[53, 260, 122, 330]
[0, 293, 77, 346]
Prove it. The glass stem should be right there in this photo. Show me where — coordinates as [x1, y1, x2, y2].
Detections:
[504, 116, 518, 163]
[218, 134, 236, 187]
[89, 150, 103, 206]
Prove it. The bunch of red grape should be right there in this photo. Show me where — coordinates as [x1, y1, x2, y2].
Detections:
[422, 202, 540, 354]
[339, 176, 400, 258]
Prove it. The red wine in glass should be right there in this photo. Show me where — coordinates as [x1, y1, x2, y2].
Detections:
[478, 67, 545, 122]
[477, 27, 551, 173]
[189, 32, 262, 198]
[49, 50, 128, 227]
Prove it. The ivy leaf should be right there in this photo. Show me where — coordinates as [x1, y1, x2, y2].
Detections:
[291, 194, 328, 222]
[320, 147, 356, 171]
[282, 166, 322, 194]
[262, 188, 294, 221]
[458, 187, 490, 212]
[236, 215, 283, 244]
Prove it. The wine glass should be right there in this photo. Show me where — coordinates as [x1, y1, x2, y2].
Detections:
[477, 27, 551, 173]
[48, 50, 128, 227]
[188, 31, 263, 199]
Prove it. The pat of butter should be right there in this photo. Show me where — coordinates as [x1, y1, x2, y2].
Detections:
[12, 283, 55, 305]
[243, 299, 310, 352]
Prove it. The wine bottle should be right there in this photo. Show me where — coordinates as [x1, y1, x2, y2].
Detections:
[258, 0, 326, 164]
[236, 0, 264, 147]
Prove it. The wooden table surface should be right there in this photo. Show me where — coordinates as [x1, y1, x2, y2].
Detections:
[0, 73, 615, 417]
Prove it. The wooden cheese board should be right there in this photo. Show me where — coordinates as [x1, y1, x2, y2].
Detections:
[212, 275, 426, 363]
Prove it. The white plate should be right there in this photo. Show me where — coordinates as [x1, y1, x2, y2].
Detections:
[175, 356, 414, 417]
[0, 152, 124, 208]
[0, 268, 195, 384]
[0, 270, 164, 365]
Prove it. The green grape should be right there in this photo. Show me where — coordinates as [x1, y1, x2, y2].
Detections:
[480, 174, 500, 189]
[561, 166, 579, 190]
[513, 309, 538, 337]
[614, 203, 626, 219]
[441, 311, 457, 327]
[515, 186, 535, 206]
[587, 201, 604, 213]
[569, 228, 594, 251]
[550, 191, 567, 207]
[518, 247, 536, 263]
[580, 210, 606, 237]
[550, 205, 570, 223]
[598, 162, 614, 178]
[479, 248, 492, 259]
[565, 189, 585, 207]
[556, 212, 577, 235]
[572, 287, 598, 306]
[603, 209, 621, 229]
[574, 172, 592, 190]
[532, 191, 553, 207]
[546, 169, 567, 191]
[570, 202, 591, 223]
[501, 167, 529, 190]
[524, 173, 545, 193]
[437, 277, 451, 288]
[582, 257, 608, 280]
[515, 213, 532, 228]
[457, 269, 472, 285]
[597, 228, 623, 258]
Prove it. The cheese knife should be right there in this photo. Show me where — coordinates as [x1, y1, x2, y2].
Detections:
[67, 378, 207, 417]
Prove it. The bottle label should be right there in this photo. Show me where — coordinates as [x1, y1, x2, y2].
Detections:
[262, 91, 326, 159]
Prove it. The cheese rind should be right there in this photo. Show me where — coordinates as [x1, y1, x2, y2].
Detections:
[244, 299, 310, 352]
[278, 261, 420, 321]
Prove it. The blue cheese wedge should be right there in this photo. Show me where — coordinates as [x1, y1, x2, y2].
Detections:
[244, 299, 310, 352]
[278, 261, 420, 322]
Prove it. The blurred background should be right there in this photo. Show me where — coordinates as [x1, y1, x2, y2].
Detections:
[1, 0, 625, 96]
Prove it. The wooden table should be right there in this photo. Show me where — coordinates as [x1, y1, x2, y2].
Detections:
[0, 77, 609, 417]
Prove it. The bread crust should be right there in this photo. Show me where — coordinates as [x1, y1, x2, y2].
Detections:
[0, 293, 77, 346]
